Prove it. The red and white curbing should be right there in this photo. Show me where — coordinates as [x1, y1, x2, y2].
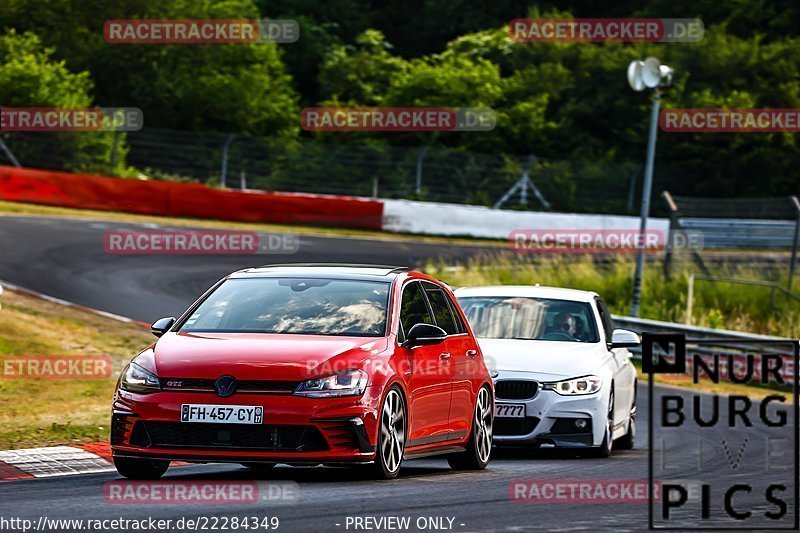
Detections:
[0, 443, 194, 481]
[0, 443, 115, 481]
[0, 282, 150, 482]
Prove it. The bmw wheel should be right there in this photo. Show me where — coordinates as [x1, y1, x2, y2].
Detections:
[615, 385, 636, 450]
[590, 387, 614, 458]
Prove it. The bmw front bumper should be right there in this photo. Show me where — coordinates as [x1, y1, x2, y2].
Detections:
[492, 373, 608, 448]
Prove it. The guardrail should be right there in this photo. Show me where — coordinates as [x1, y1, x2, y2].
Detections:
[611, 314, 796, 361]
[612, 314, 792, 341]
[662, 191, 800, 287]
[678, 218, 798, 249]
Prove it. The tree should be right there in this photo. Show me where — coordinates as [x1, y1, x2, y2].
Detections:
[0, 0, 300, 137]
[0, 30, 125, 174]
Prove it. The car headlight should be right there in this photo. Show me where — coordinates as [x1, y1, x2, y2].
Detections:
[119, 362, 160, 394]
[294, 369, 367, 398]
[543, 375, 602, 395]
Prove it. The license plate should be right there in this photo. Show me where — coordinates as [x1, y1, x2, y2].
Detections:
[181, 404, 263, 424]
[495, 403, 526, 418]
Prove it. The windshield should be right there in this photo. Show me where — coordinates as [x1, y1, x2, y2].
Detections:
[457, 296, 599, 343]
[180, 278, 390, 336]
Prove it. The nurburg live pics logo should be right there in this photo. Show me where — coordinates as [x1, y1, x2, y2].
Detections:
[644, 333, 799, 530]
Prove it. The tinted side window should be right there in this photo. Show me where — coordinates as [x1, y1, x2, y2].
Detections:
[444, 291, 467, 334]
[424, 284, 458, 335]
[400, 282, 433, 337]
[596, 298, 614, 341]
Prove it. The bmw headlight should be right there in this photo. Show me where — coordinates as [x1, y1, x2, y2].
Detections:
[294, 369, 367, 398]
[543, 375, 602, 395]
[119, 362, 160, 394]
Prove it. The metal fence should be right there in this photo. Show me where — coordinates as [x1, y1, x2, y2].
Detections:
[662, 191, 800, 287]
[4, 127, 797, 219]
[0, 128, 642, 213]
[612, 314, 792, 342]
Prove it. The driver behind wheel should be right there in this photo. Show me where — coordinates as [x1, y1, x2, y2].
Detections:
[553, 312, 577, 338]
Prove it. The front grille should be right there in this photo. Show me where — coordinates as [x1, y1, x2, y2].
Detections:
[159, 378, 299, 394]
[238, 380, 299, 392]
[130, 421, 327, 451]
[495, 380, 539, 400]
[494, 417, 540, 436]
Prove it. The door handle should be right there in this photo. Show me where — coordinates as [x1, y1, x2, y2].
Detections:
[466, 349, 477, 358]
[439, 352, 452, 360]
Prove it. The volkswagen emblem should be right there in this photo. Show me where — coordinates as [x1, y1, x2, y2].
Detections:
[214, 375, 238, 398]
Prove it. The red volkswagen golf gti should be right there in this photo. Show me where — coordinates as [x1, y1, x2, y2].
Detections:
[111, 264, 493, 479]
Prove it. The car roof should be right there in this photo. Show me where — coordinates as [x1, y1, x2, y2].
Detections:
[454, 285, 598, 303]
[229, 263, 410, 281]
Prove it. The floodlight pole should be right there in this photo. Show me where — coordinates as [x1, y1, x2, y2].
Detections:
[630, 88, 660, 317]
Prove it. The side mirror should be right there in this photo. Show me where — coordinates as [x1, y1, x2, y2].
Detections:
[610, 328, 640, 349]
[403, 323, 447, 348]
[151, 317, 176, 338]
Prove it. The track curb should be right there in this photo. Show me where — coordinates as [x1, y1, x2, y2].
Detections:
[0, 443, 116, 481]
[0, 279, 150, 328]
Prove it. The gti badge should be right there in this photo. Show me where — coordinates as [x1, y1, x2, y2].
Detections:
[214, 375, 238, 397]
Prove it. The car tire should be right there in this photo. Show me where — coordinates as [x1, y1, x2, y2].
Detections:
[589, 388, 614, 458]
[241, 462, 277, 473]
[372, 386, 406, 480]
[448, 386, 493, 470]
[615, 386, 636, 450]
[113, 457, 169, 480]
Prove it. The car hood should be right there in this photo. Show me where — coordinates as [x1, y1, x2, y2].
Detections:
[152, 332, 388, 381]
[477, 338, 603, 381]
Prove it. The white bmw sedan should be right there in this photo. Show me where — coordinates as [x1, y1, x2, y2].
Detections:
[455, 285, 640, 457]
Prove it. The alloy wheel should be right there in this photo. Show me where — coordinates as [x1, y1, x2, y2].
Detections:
[380, 389, 406, 474]
[474, 387, 493, 463]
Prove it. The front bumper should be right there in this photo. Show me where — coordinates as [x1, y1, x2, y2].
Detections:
[110, 386, 382, 463]
[493, 376, 607, 448]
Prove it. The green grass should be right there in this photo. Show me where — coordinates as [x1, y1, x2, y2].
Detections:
[427, 254, 800, 338]
[0, 423, 109, 450]
[0, 288, 153, 449]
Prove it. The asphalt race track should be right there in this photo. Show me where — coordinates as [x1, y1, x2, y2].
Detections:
[0, 215, 500, 323]
[0, 413, 652, 532]
[2, 385, 795, 532]
[0, 214, 796, 532]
